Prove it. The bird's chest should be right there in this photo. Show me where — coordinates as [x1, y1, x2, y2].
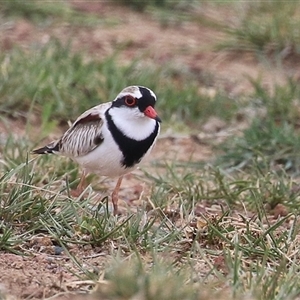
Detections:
[74, 130, 129, 177]
[74, 117, 159, 177]
[105, 111, 160, 169]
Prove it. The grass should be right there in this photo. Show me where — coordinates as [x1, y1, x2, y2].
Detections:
[1, 139, 300, 298]
[112, 0, 198, 12]
[219, 0, 300, 58]
[0, 0, 104, 26]
[0, 39, 237, 139]
[1, 1, 300, 299]
[218, 79, 300, 174]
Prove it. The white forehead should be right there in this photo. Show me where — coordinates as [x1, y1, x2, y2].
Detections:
[117, 86, 156, 100]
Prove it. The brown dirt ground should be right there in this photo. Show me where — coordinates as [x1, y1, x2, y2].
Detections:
[1, 2, 300, 299]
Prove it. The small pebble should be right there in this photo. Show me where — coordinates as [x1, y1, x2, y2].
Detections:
[54, 246, 64, 255]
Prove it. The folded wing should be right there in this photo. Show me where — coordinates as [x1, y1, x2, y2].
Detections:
[33, 108, 104, 157]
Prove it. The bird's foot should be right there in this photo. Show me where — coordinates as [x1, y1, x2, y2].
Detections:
[70, 172, 87, 198]
[112, 202, 119, 216]
[70, 188, 85, 198]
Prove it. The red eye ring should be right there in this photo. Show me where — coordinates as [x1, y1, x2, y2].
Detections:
[124, 95, 136, 107]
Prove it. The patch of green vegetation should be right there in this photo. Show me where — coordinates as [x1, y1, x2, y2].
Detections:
[99, 258, 205, 300]
[218, 79, 300, 173]
[2, 1, 300, 298]
[113, 0, 198, 12]
[0, 39, 103, 122]
[0, 0, 102, 26]
[0, 137, 181, 253]
[0, 0, 69, 20]
[1, 132, 300, 299]
[146, 160, 300, 213]
[219, 0, 300, 58]
[99, 255, 300, 300]
[0, 39, 236, 141]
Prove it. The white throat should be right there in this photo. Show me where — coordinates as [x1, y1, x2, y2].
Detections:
[108, 106, 158, 141]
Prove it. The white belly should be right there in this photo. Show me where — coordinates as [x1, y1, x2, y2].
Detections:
[73, 126, 134, 177]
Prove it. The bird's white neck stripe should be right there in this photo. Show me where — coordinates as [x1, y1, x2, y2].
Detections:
[107, 107, 158, 141]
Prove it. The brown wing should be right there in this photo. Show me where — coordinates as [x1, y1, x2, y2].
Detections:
[33, 103, 111, 157]
[58, 111, 104, 157]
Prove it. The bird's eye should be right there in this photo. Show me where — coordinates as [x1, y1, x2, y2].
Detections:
[124, 95, 136, 107]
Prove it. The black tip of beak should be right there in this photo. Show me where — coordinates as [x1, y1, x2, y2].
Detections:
[155, 116, 162, 123]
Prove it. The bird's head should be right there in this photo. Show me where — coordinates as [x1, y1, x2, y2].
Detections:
[111, 86, 161, 123]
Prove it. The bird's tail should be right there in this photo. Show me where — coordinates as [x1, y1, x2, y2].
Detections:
[32, 141, 59, 154]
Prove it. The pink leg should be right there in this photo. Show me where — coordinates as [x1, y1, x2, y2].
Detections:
[112, 176, 123, 215]
[71, 171, 86, 197]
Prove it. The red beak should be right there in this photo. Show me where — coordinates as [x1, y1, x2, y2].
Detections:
[144, 106, 161, 122]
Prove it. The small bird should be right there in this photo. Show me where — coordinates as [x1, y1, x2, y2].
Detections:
[33, 86, 161, 215]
